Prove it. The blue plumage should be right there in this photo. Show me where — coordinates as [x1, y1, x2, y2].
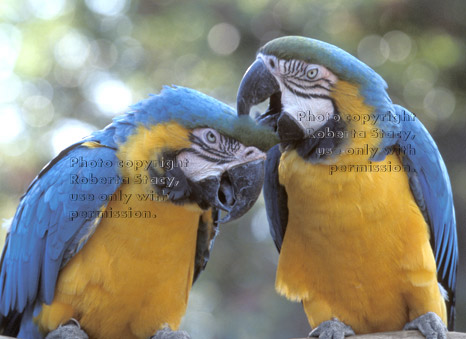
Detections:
[239, 35, 458, 335]
[261, 38, 457, 301]
[394, 105, 457, 325]
[0, 86, 276, 337]
[261, 101, 458, 331]
[91, 86, 277, 151]
[263, 145, 288, 251]
[1, 144, 121, 315]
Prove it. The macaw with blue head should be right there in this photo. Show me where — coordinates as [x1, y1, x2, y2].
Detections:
[237, 36, 457, 339]
[0, 86, 278, 339]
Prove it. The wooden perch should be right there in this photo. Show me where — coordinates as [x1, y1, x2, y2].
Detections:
[1, 330, 465, 339]
[292, 331, 466, 339]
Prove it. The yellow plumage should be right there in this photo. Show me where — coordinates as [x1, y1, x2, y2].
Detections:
[36, 122, 207, 338]
[275, 81, 446, 333]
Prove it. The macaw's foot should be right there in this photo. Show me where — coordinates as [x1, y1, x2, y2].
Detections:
[404, 312, 447, 339]
[308, 318, 355, 339]
[45, 319, 89, 339]
[150, 327, 191, 339]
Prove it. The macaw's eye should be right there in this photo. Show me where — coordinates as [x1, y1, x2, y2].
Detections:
[307, 68, 319, 79]
[269, 59, 275, 68]
[206, 131, 217, 143]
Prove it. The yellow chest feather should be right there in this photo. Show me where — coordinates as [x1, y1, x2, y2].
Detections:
[37, 182, 202, 339]
[276, 150, 446, 332]
[273, 81, 446, 332]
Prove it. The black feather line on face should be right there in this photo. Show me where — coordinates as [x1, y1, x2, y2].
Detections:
[291, 60, 298, 74]
[282, 59, 311, 78]
[297, 62, 307, 77]
[189, 134, 235, 160]
[320, 78, 333, 85]
[283, 81, 333, 100]
[285, 78, 332, 92]
[182, 148, 231, 165]
[279, 60, 334, 87]
[218, 134, 240, 155]
[188, 132, 245, 164]
[283, 60, 291, 75]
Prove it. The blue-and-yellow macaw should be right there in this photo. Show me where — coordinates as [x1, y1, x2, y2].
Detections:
[0, 86, 278, 339]
[236, 36, 457, 339]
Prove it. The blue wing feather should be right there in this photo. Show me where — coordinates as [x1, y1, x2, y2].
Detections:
[394, 105, 457, 329]
[263, 106, 457, 328]
[0, 141, 122, 319]
[263, 145, 289, 251]
[0, 85, 273, 337]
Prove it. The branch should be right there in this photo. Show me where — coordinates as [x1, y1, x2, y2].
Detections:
[2, 330, 465, 339]
[292, 331, 466, 339]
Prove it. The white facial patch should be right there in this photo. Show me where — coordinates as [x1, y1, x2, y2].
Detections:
[177, 151, 229, 182]
[287, 98, 336, 136]
[259, 53, 340, 134]
[176, 128, 265, 182]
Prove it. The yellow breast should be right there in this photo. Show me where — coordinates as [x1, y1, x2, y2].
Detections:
[36, 182, 202, 339]
[276, 149, 446, 333]
[275, 80, 445, 333]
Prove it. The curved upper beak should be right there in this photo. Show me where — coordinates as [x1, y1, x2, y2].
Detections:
[237, 58, 280, 117]
[198, 159, 265, 224]
[237, 58, 305, 142]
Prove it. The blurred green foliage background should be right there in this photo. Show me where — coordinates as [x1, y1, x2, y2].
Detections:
[0, 0, 465, 338]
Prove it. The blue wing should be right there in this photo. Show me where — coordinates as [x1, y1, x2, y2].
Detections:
[394, 105, 457, 329]
[193, 209, 220, 283]
[0, 140, 122, 327]
[263, 145, 289, 251]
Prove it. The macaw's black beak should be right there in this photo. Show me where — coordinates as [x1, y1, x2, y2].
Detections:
[198, 159, 265, 224]
[237, 59, 306, 143]
[237, 58, 281, 117]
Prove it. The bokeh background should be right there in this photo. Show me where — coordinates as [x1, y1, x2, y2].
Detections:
[0, 0, 465, 338]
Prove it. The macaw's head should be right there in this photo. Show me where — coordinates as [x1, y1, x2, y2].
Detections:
[237, 36, 395, 156]
[115, 86, 279, 223]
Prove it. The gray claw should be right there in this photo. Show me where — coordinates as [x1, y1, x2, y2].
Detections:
[404, 312, 447, 339]
[308, 318, 355, 339]
[45, 318, 89, 339]
[150, 327, 191, 339]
